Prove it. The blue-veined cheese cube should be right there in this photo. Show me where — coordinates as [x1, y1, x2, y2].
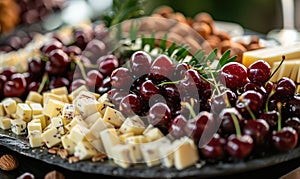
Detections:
[61, 134, 76, 155]
[28, 130, 43, 148]
[29, 103, 43, 116]
[50, 116, 65, 135]
[112, 144, 137, 168]
[62, 104, 76, 122]
[26, 91, 42, 104]
[2, 98, 17, 115]
[102, 107, 125, 127]
[100, 128, 120, 159]
[27, 119, 42, 133]
[125, 135, 149, 162]
[0, 117, 11, 130]
[43, 99, 65, 118]
[42, 127, 61, 148]
[0, 103, 6, 116]
[16, 103, 32, 122]
[74, 140, 97, 160]
[11, 119, 26, 135]
[65, 115, 87, 131]
[75, 97, 100, 118]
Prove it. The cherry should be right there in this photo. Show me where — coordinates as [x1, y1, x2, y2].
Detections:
[219, 62, 248, 90]
[243, 119, 270, 146]
[3, 74, 27, 98]
[162, 84, 180, 102]
[49, 49, 70, 67]
[45, 61, 66, 76]
[183, 69, 209, 92]
[41, 40, 63, 54]
[49, 77, 70, 89]
[0, 75, 7, 95]
[27, 81, 40, 92]
[219, 108, 243, 135]
[130, 51, 151, 78]
[226, 134, 254, 159]
[283, 97, 300, 118]
[265, 81, 274, 95]
[110, 67, 133, 89]
[69, 79, 86, 92]
[148, 102, 172, 132]
[247, 60, 271, 85]
[236, 90, 263, 117]
[1, 68, 16, 79]
[140, 80, 160, 101]
[211, 90, 237, 115]
[285, 117, 300, 134]
[150, 55, 174, 80]
[28, 57, 44, 75]
[169, 115, 187, 139]
[73, 28, 93, 50]
[98, 55, 119, 77]
[259, 111, 279, 130]
[83, 39, 107, 62]
[119, 94, 143, 116]
[243, 82, 267, 100]
[271, 127, 298, 152]
[275, 77, 296, 101]
[173, 63, 189, 80]
[201, 133, 226, 160]
[65, 45, 82, 56]
[86, 70, 104, 89]
[108, 89, 128, 107]
[97, 77, 111, 94]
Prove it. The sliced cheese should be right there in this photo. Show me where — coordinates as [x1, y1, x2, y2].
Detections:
[84, 112, 102, 127]
[32, 114, 48, 129]
[43, 99, 65, 118]
[143, 127, 164, 142]
[29, 103, 43, 116]
[69, 124, 89, 143]
[88, 118, 113, 138]
[68, 85, 89, 102]
[27, 119, 42, 133]
[62, 104, 76, 122]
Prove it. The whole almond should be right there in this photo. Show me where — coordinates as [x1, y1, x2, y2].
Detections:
[44, 170, 65, 179]
[0, 154, 18, 171]
[57, 149, 68, 160]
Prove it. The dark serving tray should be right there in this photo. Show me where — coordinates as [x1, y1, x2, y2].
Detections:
[1, 128, 300, 178]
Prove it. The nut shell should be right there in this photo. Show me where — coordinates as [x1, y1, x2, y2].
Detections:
[0, 154, 18, 171]
[44, 170, 65, 179]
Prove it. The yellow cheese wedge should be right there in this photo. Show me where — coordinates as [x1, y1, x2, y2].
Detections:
[271, 59, 300, 82]
[242, 43, 300, 67]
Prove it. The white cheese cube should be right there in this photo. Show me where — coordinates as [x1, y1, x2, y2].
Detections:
[41, 127, 61, 148]
[102, 107, 125, 127]
[69, 124, 89, 143]
[84, 112, 102, 127]
[75, 97, 100, 118]
[50, 116, 65, 135]
[68, 85, 89, 102]
[32, 114, 47, 129]
[89, 138, 104, 153]
[173, 137, 199, 170]
[43, 99, 65, 118]
[27, 120, 42, 133]
[143, 127, 164, 142]
[89, 118, 113, 138]
[62, 104, 76, 122]
[16, 103, 32, 122]
[74, 141, 97, 160]
[65, 115, 87, 131]
[100, 128, 120, 159]
[0, 103, 6, 116]
[159, 143, 174, 168]
[119, 132, 134, 144]
[0, 117, 11, 130]
[119, 115, 145, 135]
[61, 134, 77, 155]
[112, 144, 137, 168]
[125, 135, 149, 162]
[29, 103, 43, 115]
[11, 119, 26, 135]
[2, 98, 17, 115]
[28, 130, 43, 148]
[43, 93, 64, 107]
[26, 91, 42, 104]
[51, 86, 68, 95]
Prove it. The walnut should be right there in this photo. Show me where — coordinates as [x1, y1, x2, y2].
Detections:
[0, 154, 18, 171]
[44, 170, 65, 179]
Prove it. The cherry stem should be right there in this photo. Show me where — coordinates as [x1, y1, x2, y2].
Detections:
[266, 55, 285, 83]
[180, 101, 196, 119]
[231, 113, 242, 137]
[265, 89, 276, 112]
[207, 61, 221, 95]
[245, 104, 256, 120]
[157, 80, 180, 87]
[38, 73, 49, 93]
[73, 57, 88, 80]
[277, 102, 282, 132]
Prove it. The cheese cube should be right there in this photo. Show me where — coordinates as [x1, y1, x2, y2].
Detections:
[69, 124, 89, 143]
[173, 137, 199, 170]
[102, 107, 125, 127]
[43, 99, 65, 118]
[60, 95, 69, 103]
[26, 91, 42, 104]
[28, 130, 43, 148]
[159, 143, 174, 168]
[89, 118, 113, 138]
[297, 85, 300, 93]
[0, 117, 11, 130]
[51, 116, 65, 135]
[61, 134, 77, 155]
[32, 114, 47, 129]
[43, 93, 64, 107]
[62, 104, 76, 121]
[119, 132, 134, 144]
[119, 115, 145, 135]
[51, 86, 68, 95]
[74, 141, 97, 160]
[29, 103, 43, 115]
[11, 119, 26, 135]
[100, 128, 120, 159]
[2, 98, 17, 115]
[0, 103, 6, 116]
[16, 103, 32, 122]
[65, 115, 87, 131]
[68, 85, 89, 102]
[89, 138, 104, 153]
[143, 127, 164, 142]
[84, 112, 102, 127]
[125, 135, 148, 162]
[112, 144, 137, 168]
[75, 98, 100, 118]
[42, 127, 61, 148]
[27, 120, 42, 133]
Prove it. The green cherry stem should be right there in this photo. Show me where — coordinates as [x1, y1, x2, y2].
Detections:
[38, 73, 49, 93]
[157, 80, 180, 87]
[277, 102, 283, 132]
[245, 104, 256, 120]
[265, 89, 276, 112]
[180, 101, 197, 119]
[207, 61, 221, 95]
[231, 113, 242, 137]
[73, 57, 88, 80]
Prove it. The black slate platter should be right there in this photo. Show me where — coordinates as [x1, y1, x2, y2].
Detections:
[1, 128, 300, 179]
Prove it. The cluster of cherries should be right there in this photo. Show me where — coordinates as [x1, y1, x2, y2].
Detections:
[0, 24, 119, 100]
[109, 51, 300, 161]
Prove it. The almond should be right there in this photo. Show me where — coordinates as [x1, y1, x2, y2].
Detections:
[92, 153, 107, 162]
[57, 149, 68, 160]
[0, 154, 18, 171]
[44, 170, 65, 179]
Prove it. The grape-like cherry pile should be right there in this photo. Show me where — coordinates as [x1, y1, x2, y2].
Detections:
[109, 51, 300, 161]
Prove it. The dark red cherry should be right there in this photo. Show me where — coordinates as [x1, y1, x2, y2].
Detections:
[247, 60, 271, 85]
[211, 90, 237, 115]
[148, 102, 172, 131]
[169, 115, 187, 139]
[28, 57, 44, 75]
[41, 40, 63, 54]
[130, 51, 151, 78]
[219, 62, 248, 90]
[275, 77, 296, 101]
[243, 119, 270, 145]
[150, 55, 174, 80]
[201, 133, 226, 160]
[98, 55, 119, 77]
[173, 63, 189, 80]
[49, 77, 70, 89]
[108, 89, 128, 107]
[236, 90, 263, 117]
[226, 134, 254, 159]
[49, 49, 70, 67]
[259, 111, 279, 130]
[119, 94, 143, 116]
[86, 70, 104, 89]
[219, 108, 243, 135]
[140, 80, 160, 101]
[69, 79, 86, 92]
[271, 127, 298, 152]
[285, 117, 300, 135]
[110, 67, 133, 89]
